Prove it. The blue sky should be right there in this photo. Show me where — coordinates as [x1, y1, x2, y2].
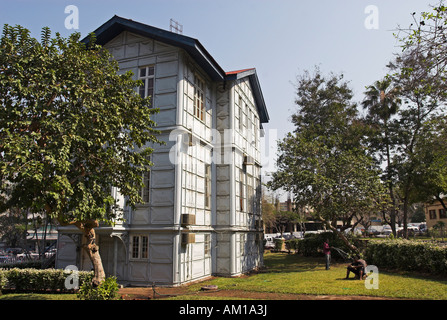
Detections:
[0, 0, 438, 179]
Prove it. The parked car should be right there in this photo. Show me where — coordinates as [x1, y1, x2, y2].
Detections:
[367, 226, 381, 235]
[5, 248, 24, 255]
[344, 227, 364, 236]
[407, 226, 419, 234]
[419, 223, 427, 233]
[264, 236, 275, 249]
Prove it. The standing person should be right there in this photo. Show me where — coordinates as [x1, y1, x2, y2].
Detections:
[323, 239, 331, 270]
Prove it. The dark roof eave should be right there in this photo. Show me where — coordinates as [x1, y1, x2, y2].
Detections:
[226, 70, 269, 123]
[82, 15, 226, 81]
[83, 16, 269, 123]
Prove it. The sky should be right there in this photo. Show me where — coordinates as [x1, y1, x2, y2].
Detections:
[0, 0, 439, 195]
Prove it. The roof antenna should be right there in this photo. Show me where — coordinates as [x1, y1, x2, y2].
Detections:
[170, 18, 183, 34]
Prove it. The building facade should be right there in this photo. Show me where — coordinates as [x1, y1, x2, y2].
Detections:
[424, 199, 447, 229]
[55, 16, 269, 286]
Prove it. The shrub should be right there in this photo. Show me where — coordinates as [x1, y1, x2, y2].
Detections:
[0, 271, 6, 295]
[294, 232, 355, 260]
[273, 238, 284, 251]
[285, 238, 300, 253]
[365, 239, 447, 274]
[0, 268, 93, 293]
[77, 276, 119, 300]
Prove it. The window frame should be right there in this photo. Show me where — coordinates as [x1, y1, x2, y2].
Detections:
[131, 235, 149, 260]
[429, 209, 437, 219]
[238, 95, 243, 131]
[204, 164, 211, 209]
[204, 234, 211, 257]
[138, 65, 155, 102]
[193, 74, 205, 121]
[239, 168, 245, 212]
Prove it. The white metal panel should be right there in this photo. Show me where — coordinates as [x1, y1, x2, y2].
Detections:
[132, 208, 150, 224]
[150, 206, 174, 224]
[139, 41, 154, 55]
[155, 76, 177, 94]
[55, 234, 78, 269]
[156, 60, 178, 78]
[129, 261, 149, 282]
[125, 43, 139, 58]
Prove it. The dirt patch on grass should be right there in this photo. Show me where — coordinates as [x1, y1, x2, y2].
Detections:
[118, 286, 401, 300]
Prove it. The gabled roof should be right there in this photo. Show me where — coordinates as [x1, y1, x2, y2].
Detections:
[84, 16, 269, 123]
[226, 69, 269, 123]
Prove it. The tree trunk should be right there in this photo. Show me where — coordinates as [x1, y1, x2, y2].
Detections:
[57, 214, 106, 287]
[317, 215, 359, 254]
[80, 222, 106, 287]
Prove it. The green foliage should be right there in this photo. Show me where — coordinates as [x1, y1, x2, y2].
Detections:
[269, 67, 387, 232]
[0, 268, 93, 292]
[365, 239, 447, 274]
[77, 276, 119, 300]
[0, 271, 6, 295]
[289, 232, 356, 259]
[273, 238, 284, 251]
[0, 24, 161, 225]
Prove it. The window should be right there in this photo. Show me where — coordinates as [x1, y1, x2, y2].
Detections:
[138, 65, 155, 101]
[194, 75, 205, 121]
[240, 234, 245, 255]
[244, 103, 248, 128]
[204, 234, 211, 256]
[205, 164, 211, 209]
[247, 175, 254, 214]
[141, 170, 150, 203]
[254, 116, 259, 148]
[238, 95, 243, 131]
[429, 210, 437, 219]
[131, 235, 148, 259]
[239, 169, 245, 212]
[440, 209, 447, 219]
[140, 155, 151, 204]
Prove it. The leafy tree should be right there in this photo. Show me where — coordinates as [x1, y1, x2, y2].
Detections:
[387, 2, 447, 237]
[269, 68, 387, 253]
[0, 208, 27, 249]
[0, 25, 161, 285]
[411, 117, 447, 211]
[362, 78, 401, 236]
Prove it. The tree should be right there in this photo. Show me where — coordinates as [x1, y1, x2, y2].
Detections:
[269, 68, 387, 253]
[0, 208, 27, 249]
[411, 116, 447, 211]
[387, 2, 447, 237]
[0, 25, 161, 285]
[362, 78, 401, 236]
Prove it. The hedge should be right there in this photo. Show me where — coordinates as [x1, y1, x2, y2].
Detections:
[364, 239, 447, 274]
[0, 268, 94, 293]
[285, 232, 359, 260]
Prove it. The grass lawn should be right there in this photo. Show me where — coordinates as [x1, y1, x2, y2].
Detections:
[186, 252, 447, 300]
[0, 293, 78, 300]
[1, 252, 447, 300]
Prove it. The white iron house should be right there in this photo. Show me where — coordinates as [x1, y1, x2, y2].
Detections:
[55, 16, 269, 286]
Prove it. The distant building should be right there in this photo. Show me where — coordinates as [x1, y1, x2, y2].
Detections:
[55, 16, 269, 286]
[424, 199, 447, 229]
